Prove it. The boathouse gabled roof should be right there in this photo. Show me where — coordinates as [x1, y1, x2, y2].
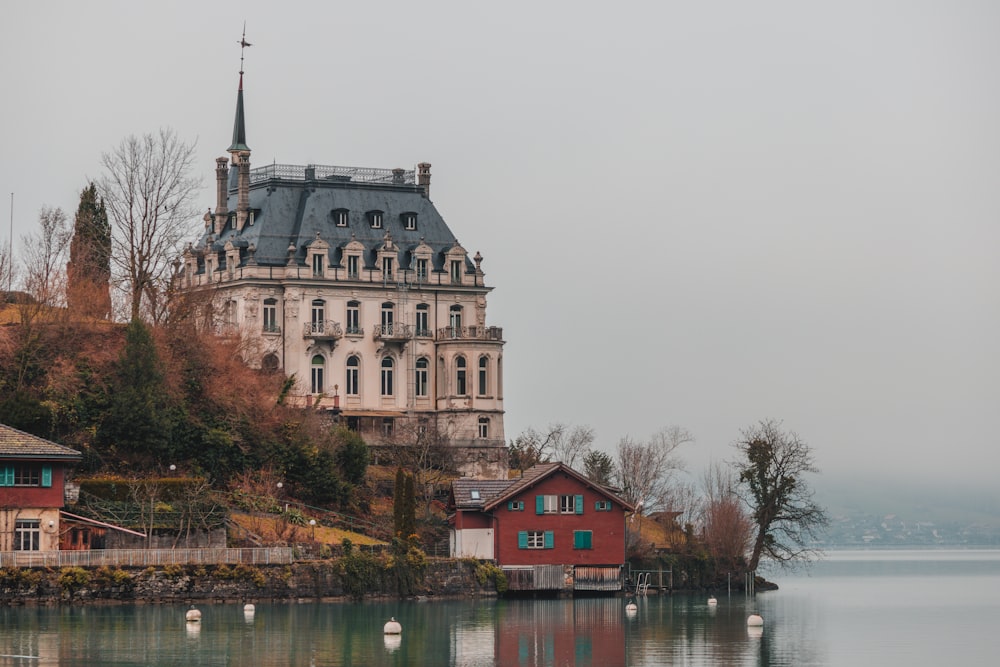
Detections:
[482, 462, 635, 513]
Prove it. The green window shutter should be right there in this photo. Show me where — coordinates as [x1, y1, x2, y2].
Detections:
[536, 495, 544, 515]
[544, 531, 554, 549]
[41, 466, 52, 488]
[573, 530, 593, 549]
[518, 531, 528, 549]
[1, 466, 13, 486]
[507, 501, 514, 511]
[575, 494, 584, 514]
[517, 501, 524, 511]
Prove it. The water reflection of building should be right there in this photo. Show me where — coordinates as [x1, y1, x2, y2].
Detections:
[495, 598, 626, 667]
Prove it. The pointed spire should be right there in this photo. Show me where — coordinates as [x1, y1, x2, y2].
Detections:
[229, 25, 251, 153]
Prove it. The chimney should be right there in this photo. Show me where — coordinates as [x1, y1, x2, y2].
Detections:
[417, 162, 431, 199]
[214, 157, 229, 234]
[236, 150, 251, 231]
[392, 168, 405, 184]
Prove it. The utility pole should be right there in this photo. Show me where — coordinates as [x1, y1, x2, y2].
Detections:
[7, 192, 12, 294]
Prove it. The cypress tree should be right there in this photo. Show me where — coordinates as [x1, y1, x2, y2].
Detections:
[67, 183, 112, 319]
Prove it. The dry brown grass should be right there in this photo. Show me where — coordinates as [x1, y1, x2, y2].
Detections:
[230, 512, 385, 547]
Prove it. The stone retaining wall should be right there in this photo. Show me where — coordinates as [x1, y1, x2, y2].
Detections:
[0, 559, 498, 606]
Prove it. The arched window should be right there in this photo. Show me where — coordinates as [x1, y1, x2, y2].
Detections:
[478, 356, 489, 396]
[263, 298, 278, 333]
[311, 299, 325, 335]
[346, 300, 361, 334]
[261, 353, 279, 373]
[455, 356, 467, 396]
[415, 304, 430, 337]
[415, 357, 429, 397]
[346, 355, 360, 395]
[311, 355, 325, 394]
[381, 357, 394, 396]
[381, 302, 394, 335]
[478, 416, 490, 439]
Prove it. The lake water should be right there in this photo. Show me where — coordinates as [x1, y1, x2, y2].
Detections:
[1, 549, 997, 666]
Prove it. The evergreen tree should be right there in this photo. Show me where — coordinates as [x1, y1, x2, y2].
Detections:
[97, 318, 171, 461]
[67, 183, 112, 319]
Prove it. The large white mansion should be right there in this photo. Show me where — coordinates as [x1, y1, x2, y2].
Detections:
[178, 69, 506, 477]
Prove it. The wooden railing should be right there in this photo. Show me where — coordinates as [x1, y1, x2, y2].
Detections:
[0, 547, 294, 568]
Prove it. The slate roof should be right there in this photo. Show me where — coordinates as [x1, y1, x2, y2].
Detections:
[451, 478, 514, 510]
[0, 423, 83, 461]
[197, 169, 471, 276]
[193, 74, 479, 279]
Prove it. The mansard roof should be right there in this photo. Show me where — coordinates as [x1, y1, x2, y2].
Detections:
[198, 163, 471, 273]
[0, 423, 82, 461]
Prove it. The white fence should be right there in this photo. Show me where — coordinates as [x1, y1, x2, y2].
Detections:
[0, 548, 294, 568]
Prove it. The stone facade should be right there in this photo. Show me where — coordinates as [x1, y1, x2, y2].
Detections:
[177, 71, 506, 477]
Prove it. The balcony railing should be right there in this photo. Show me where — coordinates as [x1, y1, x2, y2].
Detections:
[373, 323, 413, 342]
[437, 325, 504, 341]
[250, 163, 416, 185]
[303, 321, 344, 340]
[262, 323, 282, 334]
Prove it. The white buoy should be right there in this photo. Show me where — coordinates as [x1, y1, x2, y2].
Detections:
[383, 617, 402, 635]
[625, 601, 638, 612]
[243, 603, 255, 612]
[185, 606, 202, 623]
[747, 614, 764, 627]
[708, 596, 718, 606]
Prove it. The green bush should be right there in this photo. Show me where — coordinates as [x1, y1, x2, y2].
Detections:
[58, 567, 91, 594]
[474, 561, 508, 594]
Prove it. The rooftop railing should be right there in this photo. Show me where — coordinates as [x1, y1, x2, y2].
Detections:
[250, 164, 416, 185]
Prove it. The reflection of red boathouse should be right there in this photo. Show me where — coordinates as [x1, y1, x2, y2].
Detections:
[494, 598, 626, 667]
[449, 462, 635, 593]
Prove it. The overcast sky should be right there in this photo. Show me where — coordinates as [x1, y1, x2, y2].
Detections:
[2, 1, 997, 494]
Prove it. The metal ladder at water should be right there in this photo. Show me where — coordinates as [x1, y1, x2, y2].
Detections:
[636, 572, 651, 596]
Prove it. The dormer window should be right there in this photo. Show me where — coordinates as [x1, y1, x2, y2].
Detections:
[367, 210, 384, 229]
[333, 208, 349, 227]
[382, 256, 394, 280]
[347, 255, 360, 279]
[312, 253, 325, 277]
[416, 258, 428, 282]
[401, 212, 417, 231]
[450, 259, 463, 284]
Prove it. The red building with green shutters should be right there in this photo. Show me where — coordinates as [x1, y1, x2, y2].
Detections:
[449, 462, 634, 592]
[0, 423, 81, 552]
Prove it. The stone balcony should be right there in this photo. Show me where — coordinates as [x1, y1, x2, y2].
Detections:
[436, 325, 504, 341]
[303, 321, 344, 340]
[372, 323, 413, 343]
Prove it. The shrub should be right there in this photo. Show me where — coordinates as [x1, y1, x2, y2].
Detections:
[58, 567, 91, 595]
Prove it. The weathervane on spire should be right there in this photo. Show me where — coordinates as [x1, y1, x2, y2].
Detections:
[238, 22, 252, 75]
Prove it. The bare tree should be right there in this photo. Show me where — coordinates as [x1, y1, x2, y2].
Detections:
[700, 461, 753, 571]
[733, 419, 829, 571]
[20, 207, 71, 309]
[98, 129, 200, 322]
[614, 425, 693, 515]
[508, 423, 594, 471]
[386, 420, 456, 519]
